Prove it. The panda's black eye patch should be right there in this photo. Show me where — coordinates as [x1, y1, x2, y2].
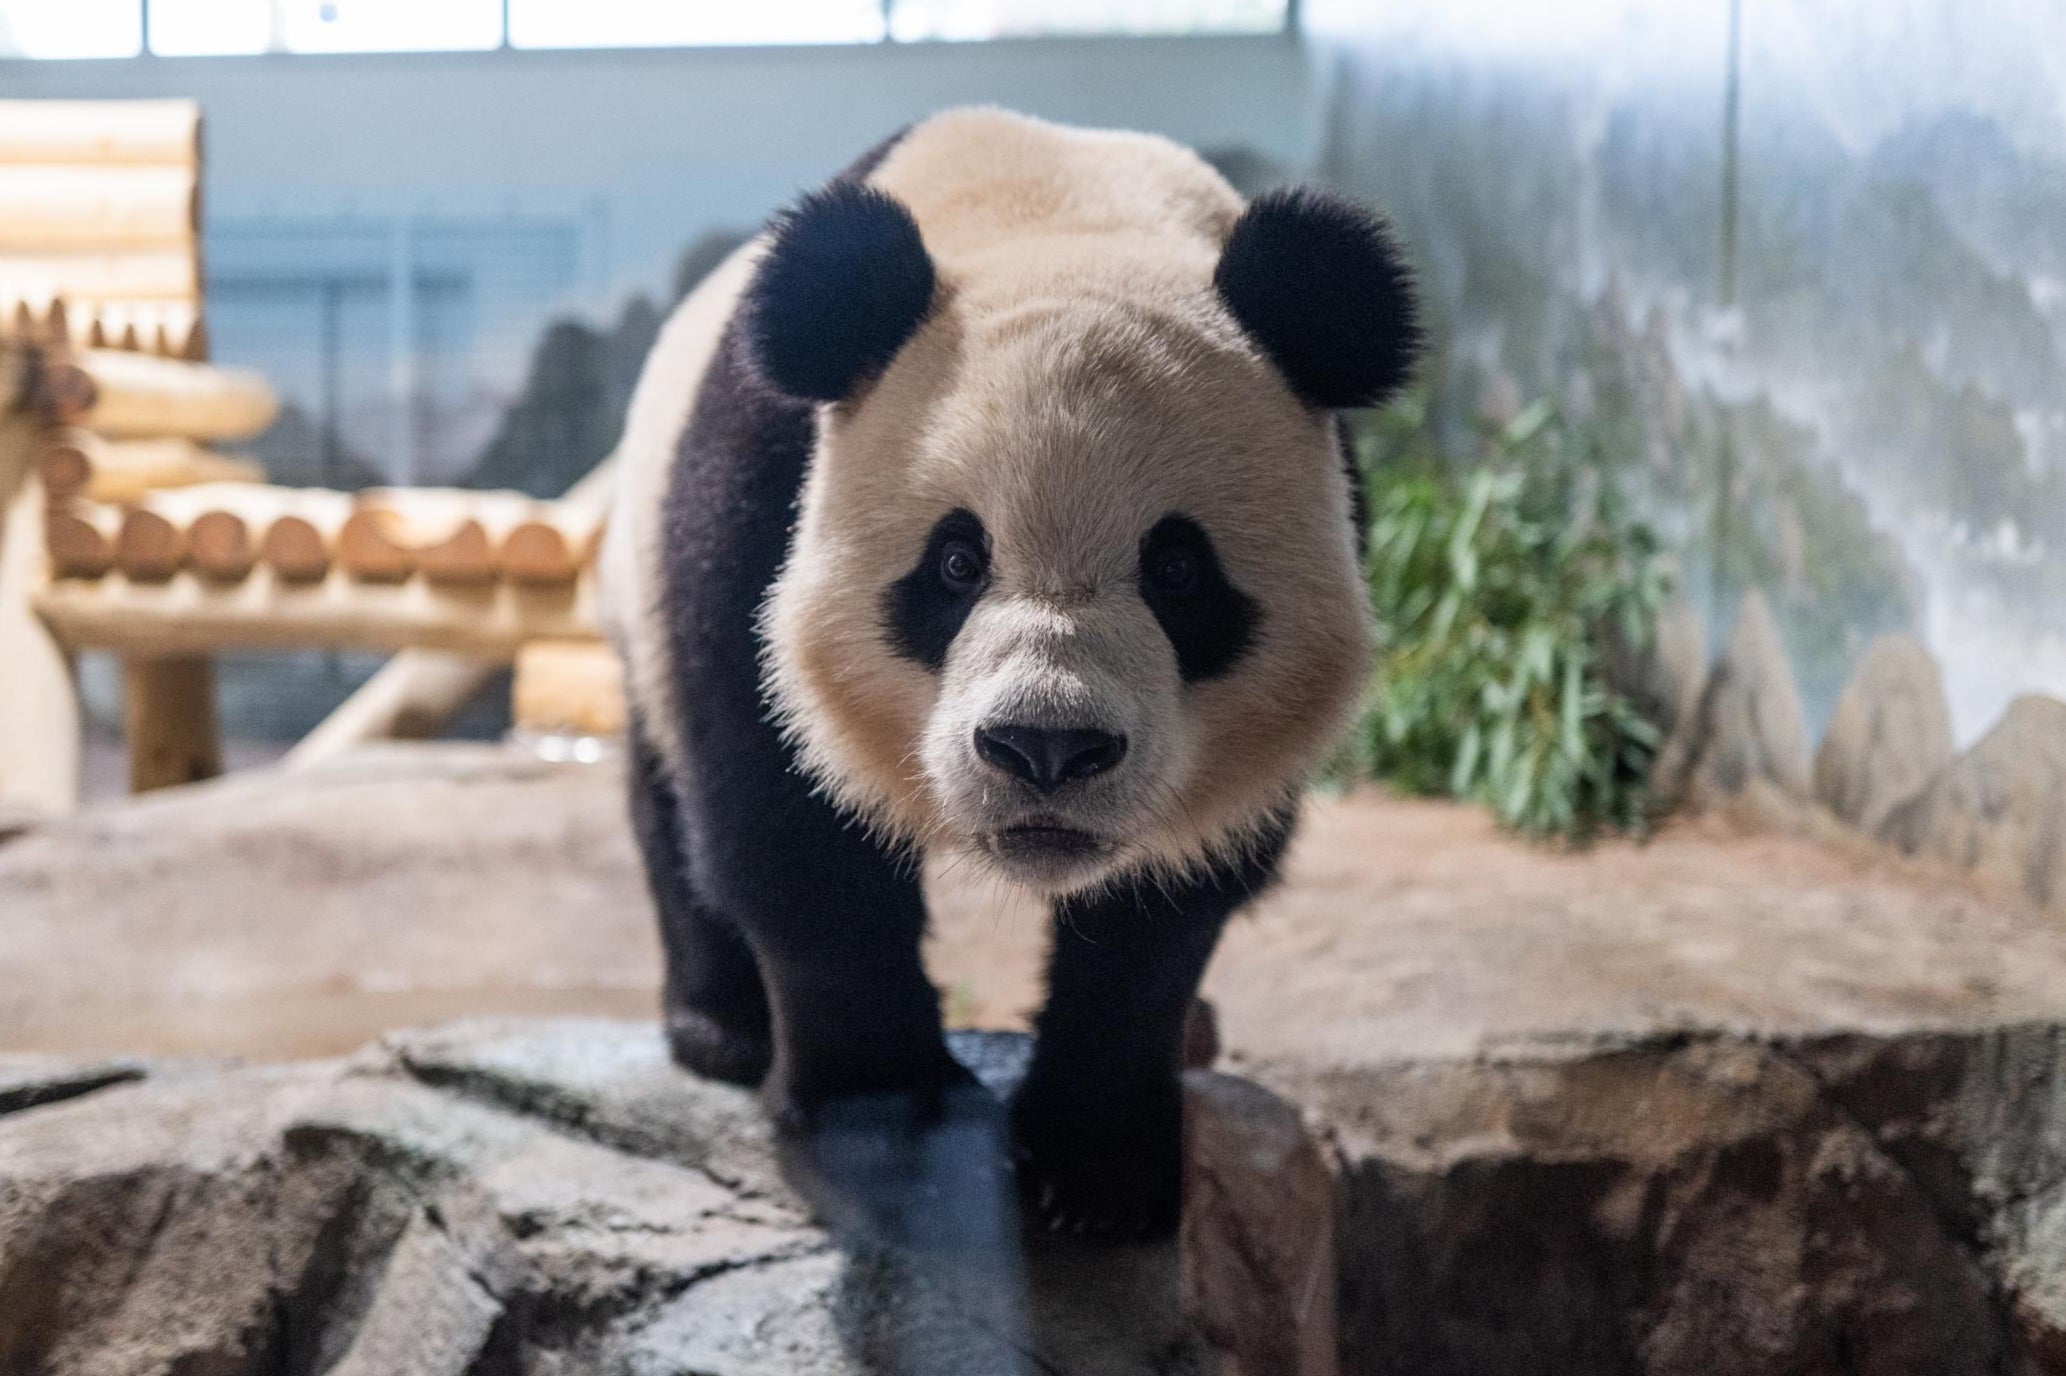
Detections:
[884, 508, 989, 671]
[1137, 514, 1259, 682]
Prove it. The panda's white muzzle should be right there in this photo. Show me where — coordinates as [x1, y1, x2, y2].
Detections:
[920, 591, 1189, 894]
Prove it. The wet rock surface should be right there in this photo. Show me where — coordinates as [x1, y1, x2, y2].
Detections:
[0, 1021, 1332, 1376]
[12, 747, 2066, 1371]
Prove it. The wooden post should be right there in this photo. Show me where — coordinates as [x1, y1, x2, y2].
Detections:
[0, 461, 82, 814]
[123, 654, 220, 792]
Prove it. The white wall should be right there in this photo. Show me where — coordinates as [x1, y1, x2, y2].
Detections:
[4, 35, 1322, 303]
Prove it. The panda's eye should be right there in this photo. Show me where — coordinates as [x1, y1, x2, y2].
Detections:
[939, 540, 987, 592]
[1149, 547, 1197, 595]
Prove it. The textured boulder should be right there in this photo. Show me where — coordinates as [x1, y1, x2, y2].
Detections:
[1656, 591, 1812, 806]
[17, 747, 2066, 1372]
[1881, 694, 2066, 915]
[0, 1020, 1333, 1376]
[1263, 1032, 2066, 1376]
[1814, 633, 1955, 831]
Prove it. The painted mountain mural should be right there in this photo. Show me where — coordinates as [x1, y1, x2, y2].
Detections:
[1307, 0, 2066, 739]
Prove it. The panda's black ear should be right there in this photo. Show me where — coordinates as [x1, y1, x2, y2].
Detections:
[1214, 187, 1420, 410]
[743, 181, 936, 404]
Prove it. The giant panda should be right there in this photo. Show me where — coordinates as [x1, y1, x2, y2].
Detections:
[601, 107, 1417, 1240]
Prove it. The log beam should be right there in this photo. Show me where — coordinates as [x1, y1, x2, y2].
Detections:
[0, 99, 200, 166]
[34, 569, 600, 658]
[285, 651, 503, 771]
[72, 348, 275, 441]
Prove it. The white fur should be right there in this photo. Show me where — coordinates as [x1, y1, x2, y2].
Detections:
[611, 108, 1376, 895]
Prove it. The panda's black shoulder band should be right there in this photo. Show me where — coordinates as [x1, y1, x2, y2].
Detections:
[1214, 187, 1421, 410]
[743, 181, 936, 404]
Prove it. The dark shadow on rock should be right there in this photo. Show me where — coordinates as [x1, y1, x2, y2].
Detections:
[790, 1032, 1212, 1374]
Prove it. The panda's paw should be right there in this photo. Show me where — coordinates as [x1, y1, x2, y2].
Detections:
[1010, 1088, 1184, 1242]
[772, 1071, 1017, 1252]
[665, 1008, 772, 1088]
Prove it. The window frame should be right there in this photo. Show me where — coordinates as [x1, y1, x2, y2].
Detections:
[0, 0, 1294, 61]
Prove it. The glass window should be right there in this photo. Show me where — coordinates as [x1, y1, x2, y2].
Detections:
[0, 0, 142, 59]
[275, 0, 501, 54]
[508, 0, 886, 49]
[148, 0, 271, 56]
[888, 0, 1287, 41]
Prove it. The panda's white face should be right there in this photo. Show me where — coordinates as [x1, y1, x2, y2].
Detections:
[762, 289, 1375, 895]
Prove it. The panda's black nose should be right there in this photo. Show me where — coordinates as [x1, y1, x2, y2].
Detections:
[974, 724, 1128, 792]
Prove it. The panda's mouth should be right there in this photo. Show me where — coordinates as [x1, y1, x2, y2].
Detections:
[988, 822, 1107, 861]
[980, 822, 1113, 891]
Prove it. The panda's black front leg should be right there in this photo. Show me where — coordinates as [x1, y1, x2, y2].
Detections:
[627, 717, 772, 1086]
[1012, 809, 1296, 1239]
[682, 766, 1008, 1246]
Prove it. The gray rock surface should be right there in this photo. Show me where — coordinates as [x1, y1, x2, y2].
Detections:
[0, 1019, 1332, 1376]
[1657, 591, 1812, 806]
[16, 747, 2066, 1372]
[0, 746, 659, 1056]
[1261, 1028, 2066, 1376]
[1814, 633, 1956, 831]
[1881, 694, 2066, 915]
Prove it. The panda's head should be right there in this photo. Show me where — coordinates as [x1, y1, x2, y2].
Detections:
[755, 179, 1418, 895]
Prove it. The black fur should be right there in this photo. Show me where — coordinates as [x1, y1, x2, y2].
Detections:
[1012, 807, 1297, 1237]
[627, 712, 771, 1085]
[743, 181, 936, 403]
[1137, 513, 1260, 682]
[1339, 416, 1370, 561]
[1214, 186, 1421, 410]
[882, 508, 990, 671]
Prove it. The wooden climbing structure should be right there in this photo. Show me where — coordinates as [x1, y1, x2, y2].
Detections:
[0, 99, 613, 815]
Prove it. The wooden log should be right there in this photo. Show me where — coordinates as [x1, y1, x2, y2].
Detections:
[115, 504, 185, 581]
[33, 569, 600, 658]
[35, 432, 93, 499]
[73, 348, 276, 441]
[185, 511, 255, 583]
[0, 166, 197, 252]
[36, 360, 98, 423]
[44, 502, 119, 578]
[260, 490, 354, 584]
[0, 100, 201, 166]
[133, 485, 270, 583]
[341, 489, 529, 586]
[414, 518, 498, 586]
[0, 251, 198, 305]
[346, 487, 604, 588]
[501, 520, 578, 587]
[337, 507, 415, 584]
[122, 655, 221, 793]
[261, 515, 332, 583]
[47, 432, 263, 505]
[513, 638, 625, 738]
[37, 429, 249, 504]
[285, 651, 502, 770]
